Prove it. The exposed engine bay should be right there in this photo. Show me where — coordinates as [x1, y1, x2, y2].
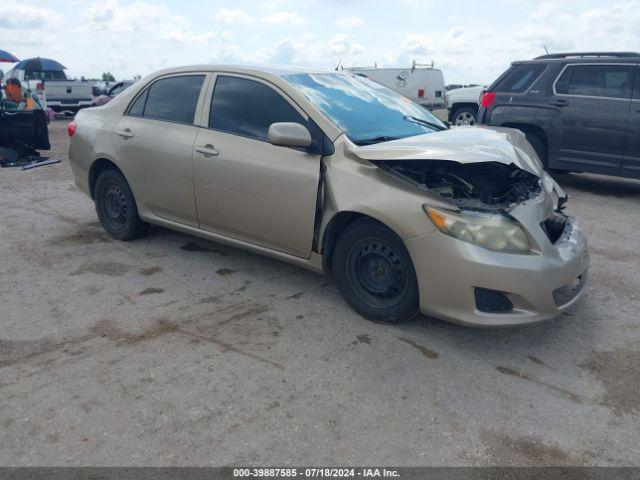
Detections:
[376, 159, 542, 210]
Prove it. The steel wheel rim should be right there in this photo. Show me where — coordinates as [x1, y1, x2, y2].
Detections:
[102, 182, 128, 228]
[455, 112, 476, 126]
[346, 237, 409, 308]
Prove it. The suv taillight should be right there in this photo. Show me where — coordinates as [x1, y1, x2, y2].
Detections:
[68, 121, 77, 137]
[480, 92, 496, 108]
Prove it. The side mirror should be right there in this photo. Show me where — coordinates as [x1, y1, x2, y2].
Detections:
[268, 122, 312, 148]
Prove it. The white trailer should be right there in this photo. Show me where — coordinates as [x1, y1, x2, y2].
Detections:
[345, 61, 446, 109]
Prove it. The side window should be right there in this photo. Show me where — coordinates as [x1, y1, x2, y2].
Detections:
[209, 75, 305, 141]
[555, 67, 572, 95]
[132, 75, 205, 124]
[634, 67, 640, 99]
[128, 89, 148, 117]
[556, 65, 632, 99]
[495, 64, 546, 93]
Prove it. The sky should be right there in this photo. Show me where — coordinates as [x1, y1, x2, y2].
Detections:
[1, 0, 639, 84]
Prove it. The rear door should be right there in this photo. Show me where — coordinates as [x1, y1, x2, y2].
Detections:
[623, 65, 640, 178]
[551, 63, 633, 175]
[192, 74, 322, 258]
[111, 73, 209, 227]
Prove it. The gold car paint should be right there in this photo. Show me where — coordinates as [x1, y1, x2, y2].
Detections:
[68, 65, 589, 326]
[192, 73, 322, 258]
[109, 72, 212, 227]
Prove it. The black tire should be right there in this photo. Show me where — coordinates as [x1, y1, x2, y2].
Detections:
[331, 219, 419, 324]
[525, 133, 548, 168]
[452, 106, 477, 126]
[94, 169, 148, 241]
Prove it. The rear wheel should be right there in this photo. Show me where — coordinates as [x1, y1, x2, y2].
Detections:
[452, 107, 477, 126]
[331, 219, 419, 324]
[94, 169, 147, 240]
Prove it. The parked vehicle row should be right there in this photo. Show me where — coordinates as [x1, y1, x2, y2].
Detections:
[68, 66, 588, 327]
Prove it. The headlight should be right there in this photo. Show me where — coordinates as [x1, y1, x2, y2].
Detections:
[425, 206, 531, 253]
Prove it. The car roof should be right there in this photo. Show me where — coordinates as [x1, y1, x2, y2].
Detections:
[147, 64, 339, 78]
[513, 52, 640, 65]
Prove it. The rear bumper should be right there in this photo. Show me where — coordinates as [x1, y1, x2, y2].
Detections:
[47, 99, 92, 110]
[405, 218, 589, 326]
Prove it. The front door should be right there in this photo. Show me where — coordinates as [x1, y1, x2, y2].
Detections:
[551, 63, 633, 175]
[193, 74, 322, 258]
[111, 73, 208, 227]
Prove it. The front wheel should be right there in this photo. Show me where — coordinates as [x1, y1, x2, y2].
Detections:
[331, 220, 419, 324]
[94, 169, 148, 241]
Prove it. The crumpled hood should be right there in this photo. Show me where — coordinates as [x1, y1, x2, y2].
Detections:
[348, 126, 543, 177]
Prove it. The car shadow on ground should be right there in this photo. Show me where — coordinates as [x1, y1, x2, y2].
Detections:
[554, 172, 640, 198]
[146, 224, 596, 361]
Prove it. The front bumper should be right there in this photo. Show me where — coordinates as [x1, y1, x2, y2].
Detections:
[405, 216, 589, 326]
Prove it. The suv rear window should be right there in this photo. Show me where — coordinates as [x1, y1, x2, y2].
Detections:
[555, 64, 633, 99]
[495, 64, 546, 93]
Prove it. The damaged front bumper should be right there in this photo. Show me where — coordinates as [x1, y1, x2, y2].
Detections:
[404, 210, 589, 327]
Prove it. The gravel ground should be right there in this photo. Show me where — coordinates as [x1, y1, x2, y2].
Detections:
[1, 119, 639, 466]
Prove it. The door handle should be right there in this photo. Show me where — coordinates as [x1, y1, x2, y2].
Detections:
[116, 128, 134, 138]
[195, 144, 219, 157]
[549, 99, 569, 107]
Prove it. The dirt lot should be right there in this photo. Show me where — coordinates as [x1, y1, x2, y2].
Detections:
[1, 119, 639, 466]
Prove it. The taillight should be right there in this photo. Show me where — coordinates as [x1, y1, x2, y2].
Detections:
[418, 88, 425, 98]
[36, 82, 44, 91]
[68, 121, 77, 137]
[480, 91, 496, 108]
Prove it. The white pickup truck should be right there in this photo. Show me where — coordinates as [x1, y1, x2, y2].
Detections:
[445, 85, 484, 126]
[3, 67, 93, 112]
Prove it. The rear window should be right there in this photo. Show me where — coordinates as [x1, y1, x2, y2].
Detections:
[495, 64, 546, 93]
[129, 75, 204, 124]
[555, 64, 632, 99]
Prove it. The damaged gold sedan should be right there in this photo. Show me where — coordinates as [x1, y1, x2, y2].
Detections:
[68, 66, 589, 326]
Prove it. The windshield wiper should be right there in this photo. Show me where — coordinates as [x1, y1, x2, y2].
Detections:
[354, 135, 403, 146]
[403, 115, 448, 131]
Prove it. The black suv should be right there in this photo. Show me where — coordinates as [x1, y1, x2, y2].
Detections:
[478, 52, 640, 179]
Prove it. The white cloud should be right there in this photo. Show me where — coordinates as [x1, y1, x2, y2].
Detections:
[214, 8, 252, 24]
[4, 0, 640, 85]
[327, 34, 363, 56]
[262, 11, 306, 25]
[262, 0, 292, 10]
[401, 34, 435, 55]
[0, 0, 62, 29]
[333, 16, 364, 29]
